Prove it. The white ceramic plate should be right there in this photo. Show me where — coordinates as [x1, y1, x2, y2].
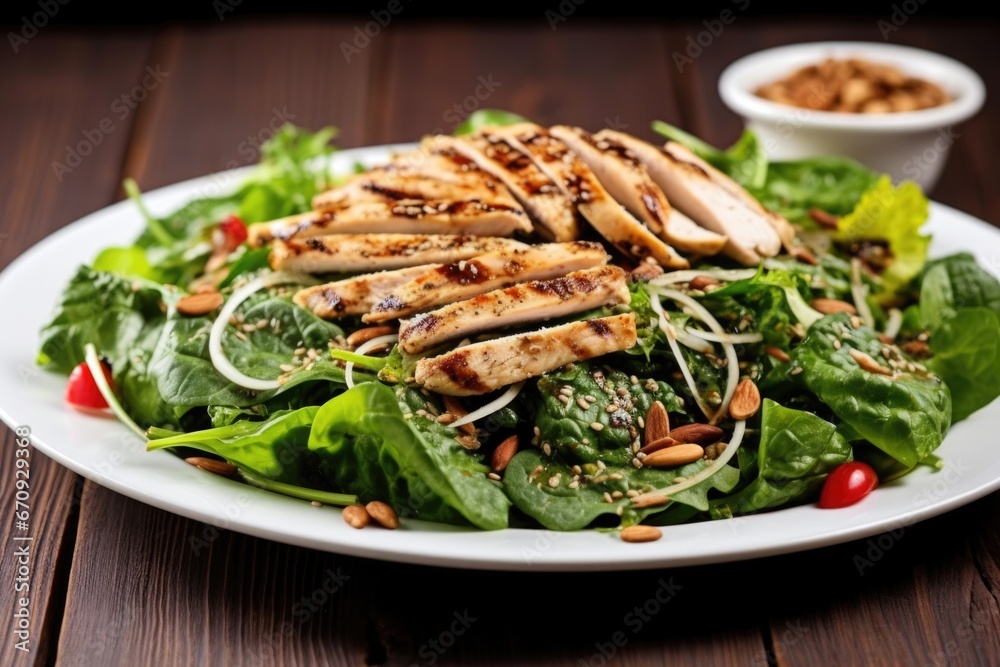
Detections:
[2, 144, 999, 572]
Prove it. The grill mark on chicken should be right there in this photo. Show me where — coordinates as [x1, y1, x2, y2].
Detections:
[364, 241, 609, 323]
[499, 124, 689, 269]
[414, 314, 637, 396]
[294, 264, 438, 319]
[397, 265, 629, 354]
[441, 134, 580, 242]
[269, 234, 526, 273]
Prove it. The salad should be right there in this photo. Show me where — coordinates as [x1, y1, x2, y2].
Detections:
[37, 112, 1000, 542]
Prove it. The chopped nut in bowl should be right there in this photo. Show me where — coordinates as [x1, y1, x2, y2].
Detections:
[719, 42, 985, 190]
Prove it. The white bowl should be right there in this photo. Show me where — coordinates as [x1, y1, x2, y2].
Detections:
[718, 41, 985, 191]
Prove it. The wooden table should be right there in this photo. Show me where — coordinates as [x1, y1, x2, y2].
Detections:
[3, 16, 999, 667]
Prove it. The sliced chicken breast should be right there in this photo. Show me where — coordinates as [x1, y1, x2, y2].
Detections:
[490, 124, 689, 269]
[293, 265, 438, 319]
[248, 156, 530, 247]
[364, 241, 609, 323]
[438, 134, 580, 242]
[414, 314, 637, 396]
[579, 129, 730, 256]
[616, 138, 783, 265]
[269, 234, 526, 273]
[398, 265, 630, 354]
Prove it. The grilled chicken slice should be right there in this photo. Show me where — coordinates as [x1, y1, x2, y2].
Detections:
[398, 265, 630, 354]
[577, 129, 730, 256]
[414, 314, 637, 396]
[614, 139, 784, 265]
[293, 265, 438, 319]
[364, 241, 609, 323]
[491, 124, 689, 269]
[438, 134, 580, 242]
[269, 234, 526, 273]
[248, 150, 530, 247]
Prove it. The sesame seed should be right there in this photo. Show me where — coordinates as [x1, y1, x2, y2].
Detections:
[605, 404, 619, 413]
[833, 339, 842, 350]
[611, 491, 623, 499]
[548, 474, 561, 488]
[630, 375, 639, 385]
[558, 395, 570, 405]
[559, 387, 574, 397]
[235, 332, 247, 341]
[577, 398, 590, 410]
[596, 460, 606, 470]
[533, 427, 540, 437]
[582, 439, 590, 445]
[568, 480, 580, 489]
[256, 318, 269, 328]
[790, 367, 804, 376]
[488, 472, 501, 481]
[308, 349, 319, 360]
[311, 501, 322, 507]
[570, 465, 582, 475]
[542, 443, 552, 457]
[294, 347, 306, 355]
[603, 492, 613, 503]
[631, 458, 643, 468]
[637, 416, 645, 428]
[590, 422, 605, 431]
[626, 489, 639, 498]
[242, 324, 257, 333]
[279, 364, 296, 373]
[585, 395, 597, 403]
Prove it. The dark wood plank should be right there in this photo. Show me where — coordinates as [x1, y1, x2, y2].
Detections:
[55, 19, 383, 666]
[376, 23, 684, 145]
[0, 30, 154, 666]
[125, 20, 377, 191]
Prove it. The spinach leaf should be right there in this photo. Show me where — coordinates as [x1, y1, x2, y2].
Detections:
[149, 289, 345, 409]
[453, 109, 529, 135]
[751, 157, 878, 223]
[503, 449, 739, 531]
[787, 314, 951, 467]
[148, 407, 319, 482]
[927, 308, 1000, 422]
[651, 120, 767, 189]
[919, 253, 1000, 330]
[309, 383, 511, 530]
[38, 266, 180, 428]
[92, 246, 156, 279]
[709, 399, 852, 517]
[534, 363, 682, 465]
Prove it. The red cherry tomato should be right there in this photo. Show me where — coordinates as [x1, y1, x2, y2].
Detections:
[218, 214, 247, 251]
[818, 461, 879, 508]
[65, 360, 114, 414]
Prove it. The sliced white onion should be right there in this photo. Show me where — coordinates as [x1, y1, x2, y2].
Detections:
[685, 328, 764, 345]
[673, 327, 715, 354]
[84, 343, 146, 440]
[648, 291, 711, 414]
[663, 321, 714, 419]
[632, 420, 746, 503]
[850, 258, 876, 329]
[652, 288, 740, 426]
[450, 381, 525, 429]
[651, 268, 757, 287]
[884, 307, 903, 341]
[209, 271, 317, 392]
[344, 334, 399, 389]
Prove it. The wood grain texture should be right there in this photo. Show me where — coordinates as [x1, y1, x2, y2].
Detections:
[374, 23, 683, 146]
[0, 30, 154, 666]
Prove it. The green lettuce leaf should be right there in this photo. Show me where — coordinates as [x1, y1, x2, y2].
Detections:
[834, 176, 930, 298]
[751, 157, 878, 223]
[453, 109, 529, 135]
